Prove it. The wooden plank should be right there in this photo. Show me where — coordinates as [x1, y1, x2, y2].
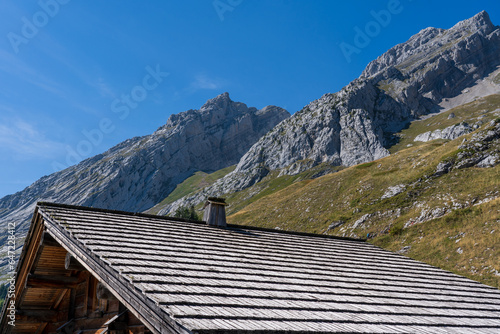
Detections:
[32, 203, 500, 334]
[15, 214, 45, 308]
[105, 258, 500, 304]
[21, 288, 61, 307]
[6, 322, 42, 333]
[51, 211, 443, 272]
[34, 322, 48, 334]
[42, 212, 192, 334]
[52, 288, 70, 312]
[40, 231, 62, 248]
[166, 304, 500, 326]
[152, 293, 500, 317]
[66, 252, 86, 271]
[113, 266, 494, 299]
[26, 274, 79, 289]
[69, 228, 479, 286]
[17, 309, 58, 323]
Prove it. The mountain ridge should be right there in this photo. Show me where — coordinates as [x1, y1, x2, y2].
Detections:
[0, 93, 288, 240]
[156, 10, 500, 215]
[1, 10, 500, 289]
[362, 11, 498, 78]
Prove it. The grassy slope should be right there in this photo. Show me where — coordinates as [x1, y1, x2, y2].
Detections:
[226, 96, 500, 288]
[374, 199, 500, 288]
[147, 165, 235, 214]
[390, 94, 500, 152]
[225, 163, 344, 215]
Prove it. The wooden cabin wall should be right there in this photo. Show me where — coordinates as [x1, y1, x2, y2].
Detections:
[48, 273, 151, 334]
[12, 229, 151, 334]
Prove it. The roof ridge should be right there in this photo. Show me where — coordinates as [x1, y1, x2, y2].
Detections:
[36, 201, 366, 243]
[225, 224, 365, 242]
[37, 201, 204, 224]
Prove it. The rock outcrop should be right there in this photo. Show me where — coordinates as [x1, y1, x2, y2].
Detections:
[0, 93, 289, 240]
[432, 119, 500, 177]
[414, 122, 473, 142]
[159, 11, 500, 215]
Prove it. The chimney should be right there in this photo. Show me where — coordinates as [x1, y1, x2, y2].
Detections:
[203, 197, 228, 227]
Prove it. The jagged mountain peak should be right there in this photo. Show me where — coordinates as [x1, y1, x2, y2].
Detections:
[162, 93, 289, 133]
[451, 10, 495, 34]
[199, 91, 250, 114]
[362, 11, 499, 78]
[0, 93, 289, 240]
[202, 91, 231, 108]
[164, 93, 240, 129]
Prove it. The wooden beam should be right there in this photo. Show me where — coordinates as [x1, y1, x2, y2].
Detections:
[65, 253, 86, 271]
[15, 214, 45, 307]
[34, 322, 48, 334]
[105, 309, 129, 331]
[96, 282, 118, 301]
[26, 274, 79, 289]
[17, 309, 58, 323]
[40, 232, 62, 248]
[82, 273, 90, 317]
[56, 318, 75, 334]
[52, 288, 70, 310]
[29, 232, 65, 276]
[68, 286, 76, 320]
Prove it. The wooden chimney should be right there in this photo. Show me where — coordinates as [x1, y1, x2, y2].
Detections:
[203, 197, 228, 227]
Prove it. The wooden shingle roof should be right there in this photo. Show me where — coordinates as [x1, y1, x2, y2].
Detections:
[32, 203, 500, 332]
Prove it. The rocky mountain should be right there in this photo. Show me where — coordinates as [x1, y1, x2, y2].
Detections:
[2, 10, 500, 290]
[158, 11, 500, 215]
[0, 93, 289, 242]
[226, 112, 500, 288]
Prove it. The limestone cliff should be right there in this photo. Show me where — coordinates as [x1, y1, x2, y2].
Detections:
[0, 93, 289, 240]
[159, 11, 500, 214]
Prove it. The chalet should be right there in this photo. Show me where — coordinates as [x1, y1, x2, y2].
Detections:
[1, 201, 500, 333]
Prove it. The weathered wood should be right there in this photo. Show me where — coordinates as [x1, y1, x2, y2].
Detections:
[88, 276, 98, 312]
[8, 201, 500, 334]
[13, 214, 45, 311]
[203, 199, 227, 227]
[8, 322, 42, 333]
[40, 231, 61, 248]
[56, 318, 75, 334]
[44, 222, 189, 334]
[65, 252, 86, 271]
[34, 322, 48, 334]
[26, 274, 79, 289]
[68, 287, 76, 321]
[97, 281, 118, 301]
[53, 288, 70, 310]
[83, 273, 90, 317]
[30, 234, 53, 275]
[17, 309, 58, 323]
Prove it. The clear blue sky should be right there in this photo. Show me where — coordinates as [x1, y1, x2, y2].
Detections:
[0, 0, 499, 198]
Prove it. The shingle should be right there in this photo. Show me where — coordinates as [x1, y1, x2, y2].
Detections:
[38, 203, 500, 333]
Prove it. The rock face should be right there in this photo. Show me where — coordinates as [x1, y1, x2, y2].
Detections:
[414, 122, 473, 142]
[0, 93, 289, 239]
[455, 120, 500, 169]
[159, 11, 500, 214]
[432, 119, 500, 177]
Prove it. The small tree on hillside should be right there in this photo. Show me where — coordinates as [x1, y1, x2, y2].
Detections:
[173, 205, 200, 220]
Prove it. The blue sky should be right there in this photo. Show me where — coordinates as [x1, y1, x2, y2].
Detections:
[0, 0, 499, 198]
